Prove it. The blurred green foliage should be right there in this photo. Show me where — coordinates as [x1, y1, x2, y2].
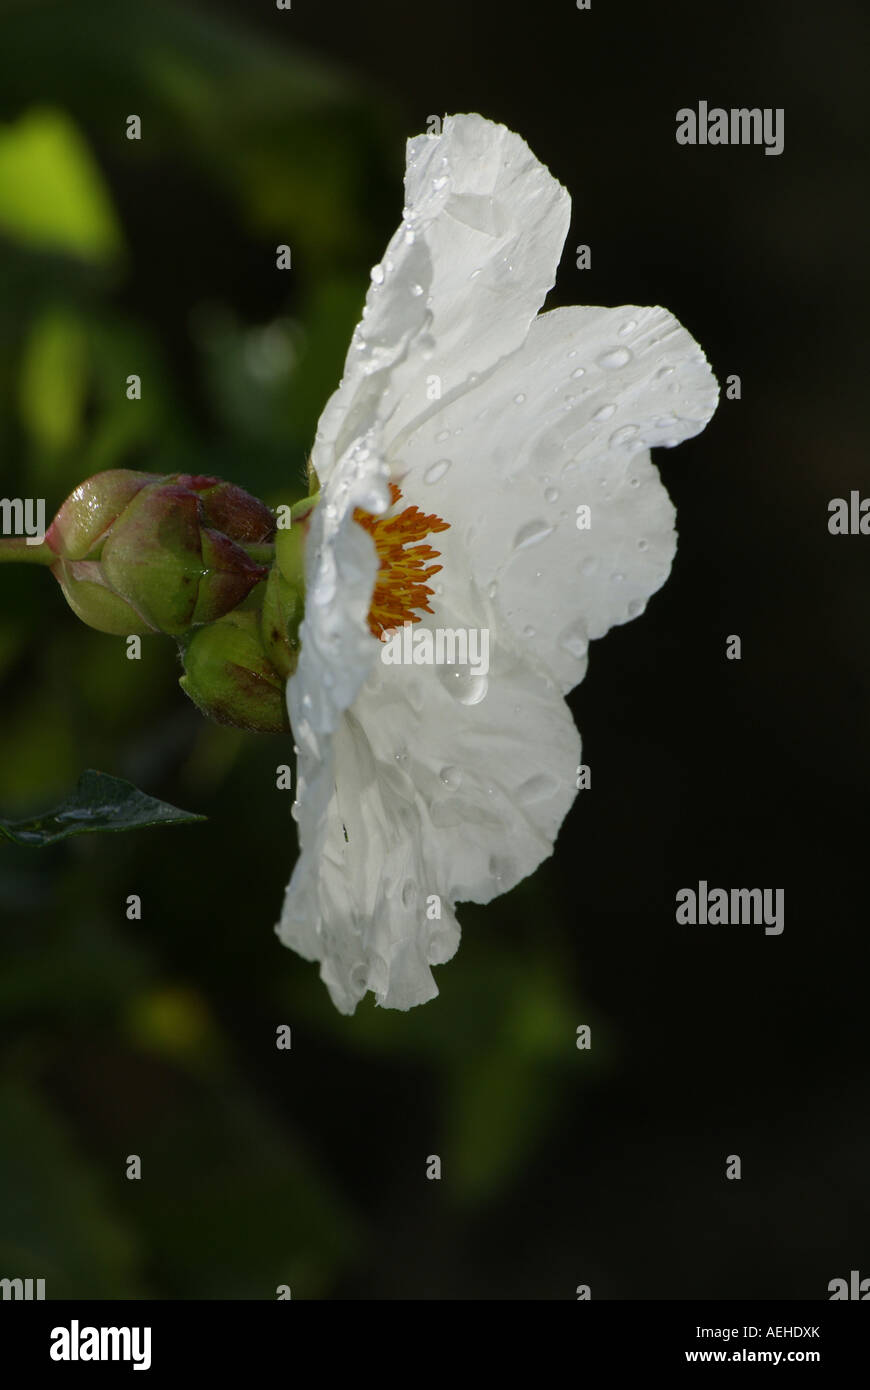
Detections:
[0, 0, 605, 1299]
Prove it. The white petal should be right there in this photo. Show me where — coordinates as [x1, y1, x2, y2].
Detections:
[311, 114, 570, 483]
[277, 593, 580, 1015]
[395, 303, 719, 691]
[287, 427, 389, 773]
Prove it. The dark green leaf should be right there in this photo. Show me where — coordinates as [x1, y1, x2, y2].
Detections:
[0, 769, 205, 846]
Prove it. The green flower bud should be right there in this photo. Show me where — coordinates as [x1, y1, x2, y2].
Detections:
[179, 609, 290, 734]
[51, 559, 156, 636]
[43, 470, 275, 636]
[45, 469, 161, 560]
[260, 564, 303, 680]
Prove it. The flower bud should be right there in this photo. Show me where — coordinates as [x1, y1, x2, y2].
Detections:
[179, 610, 290, 734]
[44, 470, 275, 636]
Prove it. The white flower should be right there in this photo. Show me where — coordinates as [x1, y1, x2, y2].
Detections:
[276, 113, 718, 1014]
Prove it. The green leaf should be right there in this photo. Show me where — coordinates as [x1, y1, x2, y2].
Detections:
[0, 107, 123, 261]
[0, 769, 205, 846]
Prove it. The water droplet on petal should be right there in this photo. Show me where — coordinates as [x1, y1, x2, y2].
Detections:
[487, 580, 498, 599]
[627, 597, 647, 618]
[637, 537, 648, 551]
[545, 487, 559, 502]
[558, 619, 589, 659]
[401, 879, 418, 907]
[619, 318, 638, 336]
[517, 772, 559, 803]
[439, 765, 463, 790]
[513, 519, 554, 550]
[571, 366, 586, 378]
[435, 428, 451, 442]
[423, 458, 451, 484]
[522, 624, 535, 638]
[610, 424, 639, 447]
[370, 263, 385, 285]
[514, 392, 526, 404]
[593, 403, 617, 422]
[597, 346, 633, 369]
[410, 282, 424, 297]
[437, 666, 489, 705]
[657, 365, 674, 378]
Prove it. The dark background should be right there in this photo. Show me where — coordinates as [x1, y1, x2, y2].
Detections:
[0, 0, 867, 1298]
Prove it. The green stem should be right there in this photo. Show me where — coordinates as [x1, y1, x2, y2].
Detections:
[0, 536, 55, 565]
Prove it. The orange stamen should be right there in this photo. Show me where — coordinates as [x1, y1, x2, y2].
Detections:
[354, 483, 450, 639]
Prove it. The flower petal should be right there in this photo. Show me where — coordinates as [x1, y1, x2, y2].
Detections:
[311, 114, 570, 484]
[277, 594, 580, 1015]
[395, 303, 719, 691]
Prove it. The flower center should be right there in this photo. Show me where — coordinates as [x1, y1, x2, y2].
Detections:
[354, 483, 450, 639]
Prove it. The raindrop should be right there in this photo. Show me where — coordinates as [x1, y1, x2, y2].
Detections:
[571, 366, 586, 378]
[439, 765, 463, 790]
[487, 580, 498, 599]
[423, 458, 451, 485]
[517, 772, 559, 803]
[410, 282, 424, 297]
[597, 346, 633, 370]
[657, 365, 674, 378]
[437, 666, 489, 706]
[545, 487, 559, 502]
[627, 597, 647, 618]
[610, 424, 639, 447]
[370, 263, 385, 285]
[619, 318, 638, 336]
[558, 620, 588, 659]
[435, 429, 451, 442]
[513, 519, 554, 550]
[592, 403, 617, 422]
[514, 392, 526, 404]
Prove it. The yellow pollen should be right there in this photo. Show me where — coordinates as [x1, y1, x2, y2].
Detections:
[354, 483, 450, 639]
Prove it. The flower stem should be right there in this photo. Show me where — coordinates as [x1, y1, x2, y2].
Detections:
[0, 537, 55, 565]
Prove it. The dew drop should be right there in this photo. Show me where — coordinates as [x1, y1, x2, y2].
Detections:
[545, 487, 559, 502]
[610, 424, 639, 447]
[487, 580, 498, 599]
[514, 392, 526, 404]
[513, 519, 554, 550]
[592, 403, 617, 422]
[657, 365, 674, 378]
[558, 619, 589, 659]
[619, 318, 638, 336]
[423, 458, 451, 485]
[517, 772, 559, 804]
[627, 597, 647, 618]
[435, 428, 451, 442]
[370, 263, 385, 285]
[439, 765, 463, 790]
[571, 366, 586, 378]
[597, 346, 633, 370]
[410, 282, 424, 297]
[437, 666, 489, 705]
